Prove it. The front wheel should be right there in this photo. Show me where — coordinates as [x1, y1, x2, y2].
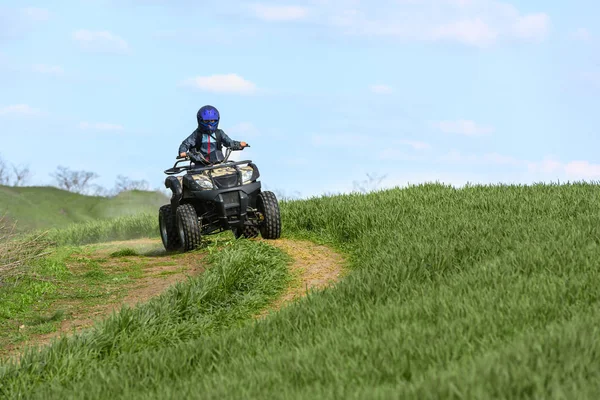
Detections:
[257, 191, 281, 239]
[176, 203, 202, 251]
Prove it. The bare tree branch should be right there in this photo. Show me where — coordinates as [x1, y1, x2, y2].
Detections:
[11, 164, 31, 187]
[90, 184, 111, 197]
[353, 173, 387, 194]
[0, 156, 10, 186]
[50, 165, 99, 194]
[113, 174, 149, 194]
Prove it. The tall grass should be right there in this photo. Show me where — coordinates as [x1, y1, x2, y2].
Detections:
[0, 214, 52, 279]
[0, 239, 291, 397]
[3, 182, 600, 399]
[41, 213, 158, 246]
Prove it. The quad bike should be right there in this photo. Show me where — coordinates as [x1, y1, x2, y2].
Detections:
[158, 145, 281, 252]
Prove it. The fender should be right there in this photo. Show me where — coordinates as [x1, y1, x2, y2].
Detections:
[165, 176, 183, 209]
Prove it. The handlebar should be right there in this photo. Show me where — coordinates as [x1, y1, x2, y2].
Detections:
[179, 144, 249, 161]
[167, 144, 250, 175]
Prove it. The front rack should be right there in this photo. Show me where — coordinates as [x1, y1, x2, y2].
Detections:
[164, 159, 253, 175]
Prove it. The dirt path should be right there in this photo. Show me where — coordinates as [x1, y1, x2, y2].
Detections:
[256, 238, 346, 318]
[2, 238, 203, 357]
[2, 237, 345, 359]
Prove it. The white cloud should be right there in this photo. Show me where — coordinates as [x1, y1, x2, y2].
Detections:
[440, 151, 600, 182]
[563, 161, 600, 179]
[348, 151, 600, 194]
[429, 18, 498, 47]
[249, 4, 309, 21]
[440, 149, 462, 162]
[314, 0, 550, 47]
[73, 30, 129, 54]
[440, 150, 522, 166]
[79, 122, 124, 131]
[527, 158, 600, 180]
[184, 74, 258, 94]
[369, 84, 393, 94]
[511, 13, 549, 41]
[397, 139, 430, 150]
[0, 104, 43, 116]
[372, 172, 493, 191]
[572, 28, 592, 41]
[434, 119, 494, 136]
[21, 7, 50, 22]
[321, 149, 600, 196]
[0, 7, 50, 39]
[526, 157, 562, 174]
[32, 64, 64, 76]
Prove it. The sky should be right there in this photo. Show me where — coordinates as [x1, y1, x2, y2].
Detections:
[0, 0, 599, 198]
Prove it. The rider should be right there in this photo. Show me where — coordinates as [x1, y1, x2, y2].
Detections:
[178, 105, 248, 165]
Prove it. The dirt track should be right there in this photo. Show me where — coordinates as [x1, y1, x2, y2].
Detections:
[257, 238, 345, 317]
[4, 237, 345, 357]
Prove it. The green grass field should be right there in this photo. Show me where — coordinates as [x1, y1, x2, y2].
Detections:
[2, 182, 600, 399]
[0, 185, 168, 232]
[41, 213, 158, 246]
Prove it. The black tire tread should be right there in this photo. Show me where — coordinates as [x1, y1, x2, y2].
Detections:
[176, 203, 202, 251]
[233, 224, 259, 239]
[258, 191, 281, 239]
[244, 224, 260, 238]
[159, 204, 181, 251]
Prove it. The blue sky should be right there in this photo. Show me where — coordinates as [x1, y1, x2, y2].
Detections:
[0, 0, 599, 198]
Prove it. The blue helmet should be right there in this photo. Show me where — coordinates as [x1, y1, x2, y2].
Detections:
[197, 105, 220, 132]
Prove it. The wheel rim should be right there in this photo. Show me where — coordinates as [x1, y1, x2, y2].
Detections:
[257, 198, 267, 234]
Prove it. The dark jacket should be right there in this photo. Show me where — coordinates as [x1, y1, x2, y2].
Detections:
[178, 128, 243, 164]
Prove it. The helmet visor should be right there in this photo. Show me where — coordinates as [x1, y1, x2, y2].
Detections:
[200, 119, 219, 130]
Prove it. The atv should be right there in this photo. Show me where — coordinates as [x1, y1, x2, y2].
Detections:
[158, 146, 281, 252]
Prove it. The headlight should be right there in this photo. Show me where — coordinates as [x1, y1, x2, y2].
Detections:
[193, 176, 214, 189]
[241, 167, 254, 184]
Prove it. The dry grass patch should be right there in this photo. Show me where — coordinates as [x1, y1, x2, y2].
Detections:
[0, 214, 52, 279]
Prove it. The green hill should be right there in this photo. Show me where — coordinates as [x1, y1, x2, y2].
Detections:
[0, 185, 169, 232]
[3, 182, 600, 398]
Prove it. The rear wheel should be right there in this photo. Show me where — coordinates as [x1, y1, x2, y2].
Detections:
[159, 204, 181, 251]
[257, 191, 281, 239]
[176, 203, 202, 251]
